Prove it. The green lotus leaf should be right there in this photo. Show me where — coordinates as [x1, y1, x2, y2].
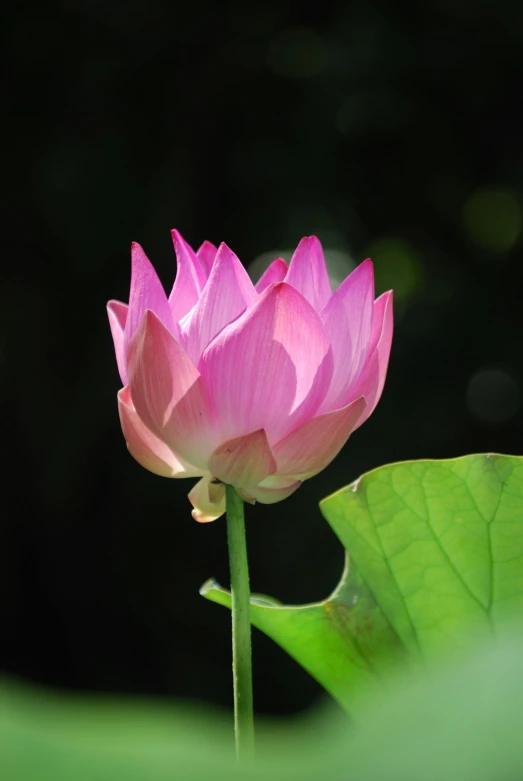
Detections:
[202, 454, 523, 713]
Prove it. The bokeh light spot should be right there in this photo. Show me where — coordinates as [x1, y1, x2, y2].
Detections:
[462, 189, 522, 253]
[466, 368, 521, 424]
[267, 28, 329, 79]
[366, 238, 423, 300]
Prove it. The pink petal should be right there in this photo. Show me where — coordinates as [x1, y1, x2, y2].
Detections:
[318, 259, 375, 413]
[273, 396, 366, 479]
[180, 242, 257, 364]
[344, 291, 393, 428]
[284, 236, 332, 312]
[370, 290, 393, 351]
[199, 282, 333, 445]
[127, 310, 217, 470]
[124, 243, 177, 351]
[189, 476, 226, 523]
[107, 300, 129, 385]
[208, 429, 276, 488]
[255, 258, 288, 293]
[168, 230, 207, 322]
[196, 240, 218, 278]
[238, 475, 301, 505]
[117, 386, 201, 478]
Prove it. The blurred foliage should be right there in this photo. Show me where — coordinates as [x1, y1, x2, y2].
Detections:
[2, 628, 523, 780]
[3, 0, 523, 714]
[462, 188, 522, 253]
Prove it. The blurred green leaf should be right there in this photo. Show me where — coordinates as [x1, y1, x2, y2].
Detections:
[203, 454, 523, 713]
[2, 629, 523, 780]
[339, 628, 523, 781]
[0, 681, 318, 781]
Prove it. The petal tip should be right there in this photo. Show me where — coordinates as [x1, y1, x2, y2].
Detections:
[191, 508, 219, 523]
[198, 239, 217, 251]
[215, 241, 235, 260]
[170, 228, 185, 247]
[107, 299, 128, 317]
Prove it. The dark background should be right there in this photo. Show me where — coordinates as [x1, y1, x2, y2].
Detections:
[3, 0, 523, 716]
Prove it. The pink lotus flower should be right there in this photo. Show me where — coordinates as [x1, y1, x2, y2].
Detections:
[108, 231, 393, 522]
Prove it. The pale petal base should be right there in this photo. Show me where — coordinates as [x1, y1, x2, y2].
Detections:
[189, 475, 226, 522]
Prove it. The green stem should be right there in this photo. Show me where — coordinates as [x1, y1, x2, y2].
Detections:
[225, 484, 254, 760]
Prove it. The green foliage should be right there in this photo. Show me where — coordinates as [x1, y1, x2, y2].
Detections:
[340, 629, 523, 781]
[1, 630, 523, 780]
[3, 454, 523, 778]
[203, 454, 523, 713]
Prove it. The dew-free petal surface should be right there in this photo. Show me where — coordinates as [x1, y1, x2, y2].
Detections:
[255, 258, 288, 293]
[117, 386, 201, 478]
[128, 310, 217, 470]
[196, 240, 218, 278]
[208, 429, 276, 487]
[344, 291, 393, 426]
[238, 475, 301, 504]
[180, 242, 257, 363]
[125, 243, 177, 348]
[273, 396, 366, 479]
[169, 230, 207, 322]
[107, 300, 129, 385]
[319, 260, 374, 412]
[200, 282, 333, 444]
[284, 236, 332, 312]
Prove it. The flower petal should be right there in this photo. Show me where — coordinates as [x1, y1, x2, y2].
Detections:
[208, 429, 276, 487]
[168, 230, 207, 322]
[255, 258, 288, 293]
[127, 310, 217, 470]
[124, 242, 177, 349]
[273, 396, 366, 479]
[189, 476, 226, 523]
[199, 282, 333, 444]
[344, 291, 393, 427]
[196, 240, 218, 278]
[117, 386, 201, 478]
[107, 300, 129, 385]
[318, 259, 375, 412]
[284, 236, 332, 311]
[237, 475, 301, 505]
[180, 242, 257, 364]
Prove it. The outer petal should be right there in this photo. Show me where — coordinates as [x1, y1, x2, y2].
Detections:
[117, 386, 201, 478]
[196, 240, 218, 278]
[237, 475, 301, 505]
[255, 258, 288, 293]
[180, 242, 257, 364]
[169, 230, 207, 322]
[107, 300, 129, 385]
[124, 242, 177, 350]
[189, 476, 226, 523]
[127, 310, 217, 470]
[344, 291, 393, 428]
[199, 282, 333, 444]
[273, 396, 366, 479]
[284, 236, 332, 312]
[208, 429, 276, 488]
[318, 259, 375, 413]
